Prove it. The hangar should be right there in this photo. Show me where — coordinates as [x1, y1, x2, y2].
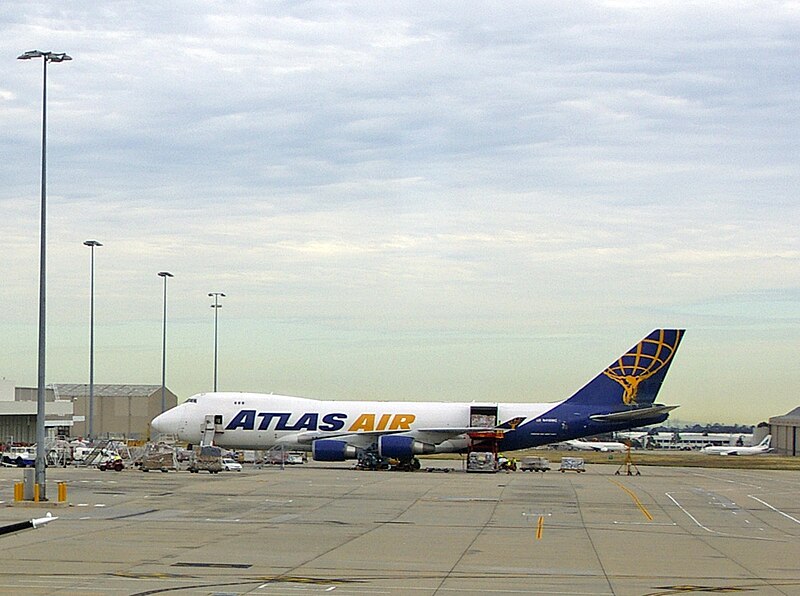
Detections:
[1, 379, 177, 442]
[53, 384, 178, 440]
[1, 380, 73, 443]
[769, 406, 800, 456]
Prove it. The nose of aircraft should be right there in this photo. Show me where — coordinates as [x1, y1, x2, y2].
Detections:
[151, 408, 176, 436]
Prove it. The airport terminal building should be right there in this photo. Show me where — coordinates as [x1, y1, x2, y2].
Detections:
[1, 379, 177, 443]
[769, 406, 800, 456]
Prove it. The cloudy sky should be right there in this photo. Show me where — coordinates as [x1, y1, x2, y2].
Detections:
[2, 2, 798, 425]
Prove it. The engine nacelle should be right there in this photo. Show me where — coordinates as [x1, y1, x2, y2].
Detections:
[378, 435, 436, 460]
[312, 439, 358, 462]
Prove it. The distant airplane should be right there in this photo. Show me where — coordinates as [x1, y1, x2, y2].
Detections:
[151, 329, 684, 470]
[701, 434, 772, 456]
[0, 513, 57, 537]
[566, 438, 629, 452]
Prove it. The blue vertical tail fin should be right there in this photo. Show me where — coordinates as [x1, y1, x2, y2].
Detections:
[564, 329, 684, 410]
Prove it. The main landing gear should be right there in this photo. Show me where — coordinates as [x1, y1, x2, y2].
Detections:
[355, 449, 421, 471]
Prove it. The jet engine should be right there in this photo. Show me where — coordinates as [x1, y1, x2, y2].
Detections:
[378, 435, 435, 460]
[311, 439, 358, 462]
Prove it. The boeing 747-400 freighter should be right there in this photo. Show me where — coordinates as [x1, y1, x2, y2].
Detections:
[151, 329, 684, 469]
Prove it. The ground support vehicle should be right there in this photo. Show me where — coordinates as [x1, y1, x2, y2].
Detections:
[467, 451, 498, 473]
[188, 445, 223, 474]
[264, 449, 306, 465]
[1, 446, 36, 467]
[559, 457, 586, 473]
[98, 457, 124, 471]
[520, 456, 551, 472]
[140, 451, 177, 472]
[466, 431, 505, 473]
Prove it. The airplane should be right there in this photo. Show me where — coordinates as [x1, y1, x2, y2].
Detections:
[701, 434, 772, 456]
[151, 329, 684, 469]
[0, 513, 57, 537]
[566, 438, 629, 452]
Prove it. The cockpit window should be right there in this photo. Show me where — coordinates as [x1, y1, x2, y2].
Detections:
[186, 398, 197, 403]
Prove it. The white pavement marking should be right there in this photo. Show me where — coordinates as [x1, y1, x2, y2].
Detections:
[749, 495, 800, 525]
[665, 492, 781, 542]
[690, 472, 763, 489]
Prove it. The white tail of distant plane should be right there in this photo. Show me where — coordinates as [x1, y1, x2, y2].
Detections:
[701, 434, 772, 456]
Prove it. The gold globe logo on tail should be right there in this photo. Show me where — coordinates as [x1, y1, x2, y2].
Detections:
[603, 330, 683, 405]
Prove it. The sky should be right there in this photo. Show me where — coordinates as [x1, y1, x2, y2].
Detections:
[1, 2, 798, 425]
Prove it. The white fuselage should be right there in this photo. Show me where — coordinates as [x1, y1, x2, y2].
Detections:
[701, 436, 772, 456]
[151, 392, 558, 453]
[566, 439, 628, 452]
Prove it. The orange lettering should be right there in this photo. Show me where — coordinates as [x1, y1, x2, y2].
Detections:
[376, 413, 391, 431]
[348, 414, 375, 432]
[389, 414, 415, 430]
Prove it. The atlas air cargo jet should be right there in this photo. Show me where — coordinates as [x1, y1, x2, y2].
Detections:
[151, 329, 684, 469]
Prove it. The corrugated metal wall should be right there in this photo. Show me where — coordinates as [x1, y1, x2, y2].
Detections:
[0, 415, 36, 444]
[771, 422, 799, 456]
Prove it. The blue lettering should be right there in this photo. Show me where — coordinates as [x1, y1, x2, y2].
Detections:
[288, 412, 319, 431]
[274, 413, 294, 431]
[226, 409, 256, 431]
[227, 411, 348, 432]
[257, 412, 282, 431]
[320, 413, 347, 431]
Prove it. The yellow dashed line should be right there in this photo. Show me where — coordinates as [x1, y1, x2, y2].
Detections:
[536, 515, 544, 539]
[610, 479, 653, 521]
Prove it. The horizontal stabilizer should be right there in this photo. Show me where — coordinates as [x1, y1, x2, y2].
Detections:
[589, 404, 678, 423]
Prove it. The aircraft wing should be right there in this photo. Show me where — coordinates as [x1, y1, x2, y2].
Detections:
[296, 426, 498, 444]
[294, 429, 405, 444]
[294, 423, 524, 453]
[415, 426, 495, 434]
[295, 418, 525, 446]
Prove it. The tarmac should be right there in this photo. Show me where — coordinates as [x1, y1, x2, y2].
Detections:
[1, 460, 800, 596]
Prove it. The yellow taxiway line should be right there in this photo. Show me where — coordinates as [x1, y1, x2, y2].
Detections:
[610, 479, 654, 521]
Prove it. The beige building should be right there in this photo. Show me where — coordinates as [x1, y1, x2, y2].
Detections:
[53, 384, 177, 440]
[769, 406, 800, 456]
[1, 379, 73, 443]
[1, 380, 177, 442]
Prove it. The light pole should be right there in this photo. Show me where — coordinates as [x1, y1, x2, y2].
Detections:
[18, 49, 72, 500]
[158, 272, 174, 414]
[208, 292, 225, 392]
[83, 240, 102, 439]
